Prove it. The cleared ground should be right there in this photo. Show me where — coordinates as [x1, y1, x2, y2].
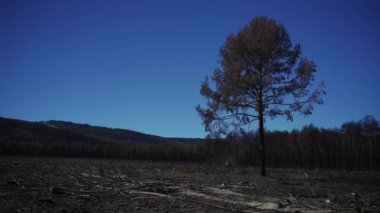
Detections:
[0, 156, 379, 212]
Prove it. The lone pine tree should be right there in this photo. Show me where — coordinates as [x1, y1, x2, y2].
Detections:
[196, 16, 325, 176]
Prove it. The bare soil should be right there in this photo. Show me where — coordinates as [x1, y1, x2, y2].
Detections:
[0, 156, 379, 212]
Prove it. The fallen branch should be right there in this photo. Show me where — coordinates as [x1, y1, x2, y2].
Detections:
[303, 203, 322, 211]
[230, 184, 256, 190]
[127, 190, 172, 199]
[204, 187, 247, 197]
[190, 199, 233, 211]
[51, 186, 105, 194]
[284, 193, 325, 211]
[181, 190, 280, 211]
[131, 196, 167, 200]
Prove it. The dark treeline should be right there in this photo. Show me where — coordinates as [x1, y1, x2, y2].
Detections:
[1, 116, 379, 171]
[0, 141, 207, 162]
[207, 115, 380, 170]
[208, 126, 379, 170]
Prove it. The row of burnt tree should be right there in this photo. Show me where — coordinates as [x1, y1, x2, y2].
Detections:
[206, 123, 379, 170]
[0, 141, 207, 162]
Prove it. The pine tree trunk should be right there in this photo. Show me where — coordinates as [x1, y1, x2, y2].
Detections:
[258, 110, 266, 176]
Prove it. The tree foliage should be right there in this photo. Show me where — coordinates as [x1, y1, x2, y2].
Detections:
[196, 16, 325, 175]
[196, 16, 325, 134]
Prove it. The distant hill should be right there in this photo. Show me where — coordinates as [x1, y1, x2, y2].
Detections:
[0, 117, 203, 145]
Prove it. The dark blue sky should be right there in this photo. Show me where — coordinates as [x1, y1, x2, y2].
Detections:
[1, 0, 379, 137]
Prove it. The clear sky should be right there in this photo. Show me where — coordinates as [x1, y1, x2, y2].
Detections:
[1, 0, 379, 138]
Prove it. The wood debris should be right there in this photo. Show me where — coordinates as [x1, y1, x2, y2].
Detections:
[1, 156, 379, 212]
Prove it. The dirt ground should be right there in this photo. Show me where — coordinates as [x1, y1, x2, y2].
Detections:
[0, 156, 379, 212]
